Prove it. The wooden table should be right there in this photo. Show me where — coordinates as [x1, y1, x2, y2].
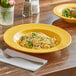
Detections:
[0, 0, 76, 76]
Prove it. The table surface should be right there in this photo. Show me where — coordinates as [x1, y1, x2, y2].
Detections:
[0, 0, 76, 76]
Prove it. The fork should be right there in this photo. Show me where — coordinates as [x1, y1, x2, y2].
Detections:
[0, 49, 47, 65]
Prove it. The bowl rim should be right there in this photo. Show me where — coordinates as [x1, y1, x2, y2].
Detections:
[53, 3, 76, 20]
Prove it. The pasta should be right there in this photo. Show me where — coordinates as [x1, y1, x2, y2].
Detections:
[18, 32, 57, 49]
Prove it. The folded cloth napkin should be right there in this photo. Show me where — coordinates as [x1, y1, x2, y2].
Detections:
[0, 49, 47, 71]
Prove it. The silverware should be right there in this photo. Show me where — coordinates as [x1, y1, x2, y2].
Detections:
[0, 49, 48, 71]
[1, 49, 47, 64]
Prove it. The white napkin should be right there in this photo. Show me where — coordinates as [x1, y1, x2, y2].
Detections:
[0, 49, 47, 71]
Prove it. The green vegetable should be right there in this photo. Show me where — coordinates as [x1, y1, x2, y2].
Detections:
[62, 8, 76, 18]
[62, 9, 67, 17]
[62, 9, 70, 17]
[28, 41, 33, 48]
[32, 33, 37, 37]
[47, 37, 51, 40]
[70, 14, 76, 18]
[21, 36, 26, 40]
[68, 8, 73, 11]
[40, 39, 44, 41]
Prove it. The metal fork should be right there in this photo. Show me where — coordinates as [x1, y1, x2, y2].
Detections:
[0, 49, 47, 64]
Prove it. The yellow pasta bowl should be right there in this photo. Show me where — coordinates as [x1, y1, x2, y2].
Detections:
[4, 24, 71, 54]
[53, 3, 76, 23]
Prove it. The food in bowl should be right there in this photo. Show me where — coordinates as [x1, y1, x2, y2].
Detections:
[62, 8, 76, 18]
[18, 32, 57, 49]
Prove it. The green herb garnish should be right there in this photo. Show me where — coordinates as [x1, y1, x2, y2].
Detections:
[32, 33, 37, 37]
[28, 41, 33, 48]
[21, 36, 26, 40]
[47, 37, 51, 40]
[40, 39, 44, 41]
